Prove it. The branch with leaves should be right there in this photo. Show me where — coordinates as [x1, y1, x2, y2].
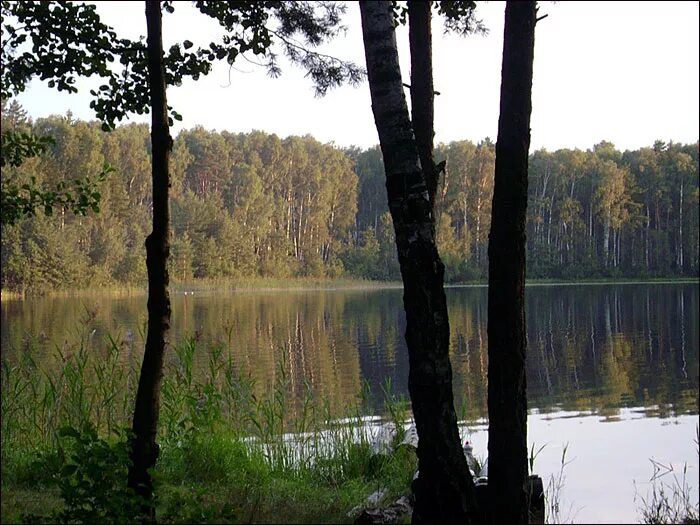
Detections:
[1, 169, 110, 226]
[0, 129, 112, 226]
[2, 1, 365, 130]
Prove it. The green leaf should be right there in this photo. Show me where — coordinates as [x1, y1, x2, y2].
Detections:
[61, 464, 78, 476]
[58, 426, 81, 439]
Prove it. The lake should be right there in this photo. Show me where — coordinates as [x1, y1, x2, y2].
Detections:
[1, 282, 698, 523]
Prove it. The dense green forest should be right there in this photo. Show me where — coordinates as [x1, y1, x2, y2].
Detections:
[1, 100, 698, 292]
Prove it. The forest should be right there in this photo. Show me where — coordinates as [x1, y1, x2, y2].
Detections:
[2, 99, 698, 293]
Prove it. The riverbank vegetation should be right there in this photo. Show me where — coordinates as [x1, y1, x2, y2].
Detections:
[2, 102, 697, 294]
[1, 329, 419, 524]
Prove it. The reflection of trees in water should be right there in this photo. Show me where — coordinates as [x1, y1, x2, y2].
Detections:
[1, 285, 697, 418]
[442, 285, 696, 418]
[521, 285, 698, 416]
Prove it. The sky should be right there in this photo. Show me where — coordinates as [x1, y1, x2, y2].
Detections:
[11, 1, 700, 152]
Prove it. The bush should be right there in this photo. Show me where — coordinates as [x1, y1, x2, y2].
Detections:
[23, 423, 147, 524]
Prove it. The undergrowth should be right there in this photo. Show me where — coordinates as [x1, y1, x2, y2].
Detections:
[1, 325, 417, 524]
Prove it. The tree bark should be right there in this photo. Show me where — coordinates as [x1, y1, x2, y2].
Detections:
[408, 1, 439, 210]
[487, 2, 536, 524]
[127, 1, 172, 520]
[359, 3, 477, 524]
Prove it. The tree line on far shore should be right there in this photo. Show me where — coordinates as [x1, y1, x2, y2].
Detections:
[1, 101, 697, 293]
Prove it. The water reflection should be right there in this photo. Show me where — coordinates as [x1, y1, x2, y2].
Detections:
[1, 283, 698, 418]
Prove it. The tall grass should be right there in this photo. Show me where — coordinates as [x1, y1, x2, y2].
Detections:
[527, 441, 579, 525]
[635, 425, 700, 525]
[544, 443, 580, 524]
[1, 325, 418, 523]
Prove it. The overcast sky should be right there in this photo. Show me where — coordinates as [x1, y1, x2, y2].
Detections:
[12, 1, 700, 152]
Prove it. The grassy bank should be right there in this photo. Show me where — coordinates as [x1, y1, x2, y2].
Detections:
[2, 435, 417, 524]
[0, 331, 416, 524]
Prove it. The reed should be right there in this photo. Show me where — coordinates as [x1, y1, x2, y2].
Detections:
[1, 326, 417, 524]
[635, 425, 700, 525]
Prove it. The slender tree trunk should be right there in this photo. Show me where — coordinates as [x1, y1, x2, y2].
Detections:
[588, 201, 593, 249]
[476, 191, 482, 264]
[546, 193, 554, 259]
[127, 1, 172, 520]
[360, 2, 477, 523]
[645, 203, 650, 270]
[487, 2, 536, 524]
[678, 182, 683, 270]
[603, 209, 611, 268]
[408, 0, 438, 209]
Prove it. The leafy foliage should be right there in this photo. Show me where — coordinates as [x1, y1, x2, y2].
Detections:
[1, 171, 109, 226]
[1, 2, 121, 97]
[22, 423, 148, 524]
[194, 1, 365, 96]
[2, 1, 363, 129]
[391, 0, 487, 35]
[0, 102, 112, 226]
[0, 130, 54, 168]
[436, 1, 487, 36]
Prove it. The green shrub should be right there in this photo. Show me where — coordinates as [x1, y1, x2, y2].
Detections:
[22, 423, 147, 524]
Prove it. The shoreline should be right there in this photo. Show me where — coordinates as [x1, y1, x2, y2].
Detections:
[1, 276, 697, 301]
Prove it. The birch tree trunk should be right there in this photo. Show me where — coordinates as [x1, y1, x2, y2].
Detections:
[127, 1, 172, 520]
[603, 208, 611, 268]
[678, 182, 683, 270]
[487, 2, 536, 524]
[360, 2, 477, 523]
[645, 203, 650, 270]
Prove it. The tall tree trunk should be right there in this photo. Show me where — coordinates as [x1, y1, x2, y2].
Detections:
[588, 201, 593, 254]
[408, 0, 438, 209]
[603, 209, 611, 268]
[476, 190, 482, 264]
[359, 2, 477, 523]
[678, 182, 683, 270]
[645, 203, 650, 270]
[487, 2, 536, 524]
[127, 1, 172, 520]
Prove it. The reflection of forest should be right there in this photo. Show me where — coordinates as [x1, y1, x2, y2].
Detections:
[520, 284, 698, 418]
[1, 284, 697, 419]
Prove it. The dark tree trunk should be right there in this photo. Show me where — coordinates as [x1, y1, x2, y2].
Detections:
[408, 1, 439, 210]
[359, 2, 477, 524]
[127, 1, 172, 520]
[487, 2, 536, 524]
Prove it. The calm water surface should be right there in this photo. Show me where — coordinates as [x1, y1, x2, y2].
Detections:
[2, 282, 698, 523]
